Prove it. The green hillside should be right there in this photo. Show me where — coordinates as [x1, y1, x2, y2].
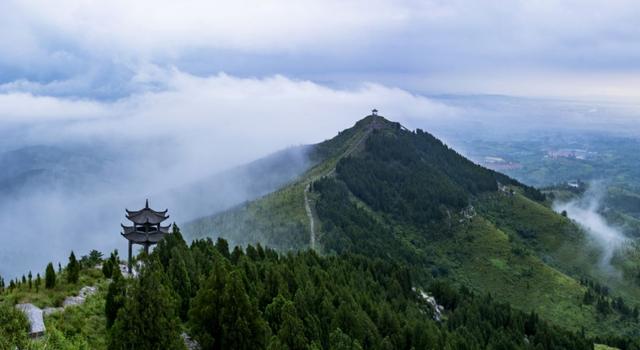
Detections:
[185, 115, 640, 340]
[1, 232, 599, 349]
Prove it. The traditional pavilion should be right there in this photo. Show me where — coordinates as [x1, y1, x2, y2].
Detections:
[371, 108, 378, 116]
[121, 199, 171, 272]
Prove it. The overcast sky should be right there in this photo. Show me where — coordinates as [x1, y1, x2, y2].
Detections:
[2, 0, 639, 98]
[0, 0, 638, 161]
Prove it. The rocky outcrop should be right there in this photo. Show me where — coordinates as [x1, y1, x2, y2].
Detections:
[62, 286, 97, 307]
[182, 332, 200, 350]
[15, 303, 45, 338]
[42, 286, 98, 316]
[414, 288, 445, 322]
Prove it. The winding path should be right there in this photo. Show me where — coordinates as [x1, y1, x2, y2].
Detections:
[303, 124, 375, 250]
[304, 184, 316, 250]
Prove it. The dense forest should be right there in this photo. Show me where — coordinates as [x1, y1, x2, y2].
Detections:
[334, 126, 544, 226]
[0, 227, 607, 349]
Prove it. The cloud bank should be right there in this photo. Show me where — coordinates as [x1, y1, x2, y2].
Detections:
[0, 70, 460, 279]
[2, 69, 458, 179]
[2, 0, 640, 99]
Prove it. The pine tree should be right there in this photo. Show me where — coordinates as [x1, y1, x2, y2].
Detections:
[215, 237, 231, 259]
[275, 301, 308, 349]
[105, 272, 127, 329]
[189, 262, 229, 350]
[67, 251, 80, 284]
[45, 262, 56, 289]
[168, 250, 191, 321]
[329, 328, 363, 350]
[108, 259, 185, 350]
[35, 273, 41, 292]
[102, 259, 114, 278]
[219, 270, 268, 350]
[27, 271, 32, 290]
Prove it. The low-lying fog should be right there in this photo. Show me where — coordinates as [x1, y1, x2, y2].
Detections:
[0, 142, 311, 280]
[1, 71, 639, 280]
[553, 183, 629, 268]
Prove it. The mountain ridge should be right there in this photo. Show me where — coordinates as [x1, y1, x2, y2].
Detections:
[183, 114, 639, 338]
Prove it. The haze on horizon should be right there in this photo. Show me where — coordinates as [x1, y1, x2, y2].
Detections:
[0, 0, 639, 278]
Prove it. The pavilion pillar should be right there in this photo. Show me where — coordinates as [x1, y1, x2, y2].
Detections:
[128, 240, 132, 274]
[144, 243, 149, 256]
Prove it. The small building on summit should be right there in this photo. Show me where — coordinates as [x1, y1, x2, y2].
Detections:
[371, 108, 378, 116]
[121, 199, 171, 272]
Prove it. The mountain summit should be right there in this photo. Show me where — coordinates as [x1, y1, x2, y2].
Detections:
[185, 113, 543, 251]
[185, 114, 640, 338]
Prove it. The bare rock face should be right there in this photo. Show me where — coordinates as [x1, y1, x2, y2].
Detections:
[413, 288, 445, 322]
[423, 293, 445, 322]
[15, 303, 45, 338]
[16, 285, 99, 340]
[43, 307, 64, 316]
[62, 286, 98, 308]
[182, 332, 201, 350]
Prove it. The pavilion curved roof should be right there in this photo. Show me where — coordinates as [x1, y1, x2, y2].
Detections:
[125, 199, 169, 225]
[121, 230, 168, 244]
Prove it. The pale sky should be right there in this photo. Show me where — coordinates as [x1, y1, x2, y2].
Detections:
[1, 0, 639, 100]
[0, 0, 639, 151]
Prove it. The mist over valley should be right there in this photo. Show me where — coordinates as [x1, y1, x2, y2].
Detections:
[2, 2, 640, 348]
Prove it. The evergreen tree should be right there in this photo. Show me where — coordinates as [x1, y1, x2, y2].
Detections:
[168, 250, 192, 321]
[108, 259, 185, 350]
[275, 300, 308, 349]
[105, 271, 126, 329]
[219, 270, 268, 350]
[67, 251, 80, 284]
[329, 328, 363, 350]
[45, 262, 56, 289]
[189, 262, 229, 350]
[27, 271, 32, 290]
[102, 259, 114, 278]
[84, 249, 104, 268]
[215, 237, 230, 259]
[35, 273, 41, 292]
[103, 250, 120, 278]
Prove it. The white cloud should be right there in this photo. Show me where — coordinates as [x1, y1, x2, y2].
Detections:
[2, 0, 640, 101]
[0, 93, 110, 122]
[0, 69, 462, 278]
[1, 68, 458, 180]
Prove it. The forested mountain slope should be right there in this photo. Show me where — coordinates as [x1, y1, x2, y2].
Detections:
[1, 231, 600, 349]
[185, 115, 640, 339]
